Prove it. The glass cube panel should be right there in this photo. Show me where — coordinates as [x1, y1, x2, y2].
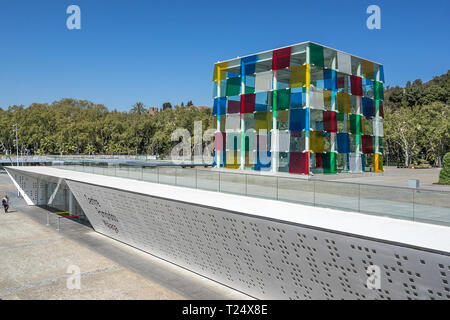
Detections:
[225, 113, 241, 132]
[337, 51, 351, 75]
[289, 131, 306, 152]
[310, 109, 324, 131]
[309, 43, 324, 67]
[309, 130, 324, 153]
[277, 110, 289, 130]
[255, 71, 273, 92]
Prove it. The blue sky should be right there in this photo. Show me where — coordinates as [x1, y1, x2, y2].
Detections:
[0, 0, 448, 111]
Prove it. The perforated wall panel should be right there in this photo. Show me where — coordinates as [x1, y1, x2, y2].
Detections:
[9, 171, 47, 205]
[65, 180, 450, 300]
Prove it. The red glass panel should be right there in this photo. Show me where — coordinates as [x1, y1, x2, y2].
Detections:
[350, 75, 362, 96]
[227, 100, 240, 114]
[362, 135, 374, 154]
[272, 47, 292, 70]
[323, 111, 337, 132]
[315, 153, 323, 168]
[378, 100, 384, 118]
[240, 93, 255, 114]
[289, 152, 309, 174]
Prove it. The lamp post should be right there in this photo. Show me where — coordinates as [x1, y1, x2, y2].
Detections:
[12, 124, 20, 197]
[12, 124, 18, 166]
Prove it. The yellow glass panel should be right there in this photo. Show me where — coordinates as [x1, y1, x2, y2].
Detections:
[290, 65, 307, 88]
[225, 150, 239, 169]
[213, 61, 229, 82]
[361, 59, 374, 80]
[306, 64, 310, 92]
[278, 110, 289, 120]
[374, 153, 383, 172]
[337, 92, 351, 113]
[255, 111, 272, 132]
[323, 90, 332, 107]
[309, 131, 323, 153]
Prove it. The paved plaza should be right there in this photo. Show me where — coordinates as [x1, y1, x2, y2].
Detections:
[0, 173, 250, 300]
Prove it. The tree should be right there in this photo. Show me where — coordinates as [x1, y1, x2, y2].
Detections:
[130, 102, 147, 115]
[439, 152, 450, 185]
[85, 144, 96, 155]
[384, 106, 420, 167]
[387, 86, 404, 107]
[186, 100, 193, 106]
[162, 102, 172, 110]
[418, 102, 450, 167]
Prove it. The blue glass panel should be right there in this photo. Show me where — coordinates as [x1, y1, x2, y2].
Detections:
[379, 65, 385, 82]
[289, 109, 307, 131]
[290, 92, 304, 108]
[337, 133, 350, 153]
[213, 97, 227, 116]
[242, 55, 257, 75]
[362, 97, 375, 117]
[323, 69, 337, 91]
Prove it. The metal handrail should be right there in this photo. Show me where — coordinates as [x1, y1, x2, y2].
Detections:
[52, 162, 450, 227]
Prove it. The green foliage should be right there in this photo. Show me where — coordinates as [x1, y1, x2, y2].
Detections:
[439, 153, 450, 184]
[386, 70, 450, 108]
[0, 99, 213, 157]
[384, 71, 450, 168]
[130, 102, 147, 115]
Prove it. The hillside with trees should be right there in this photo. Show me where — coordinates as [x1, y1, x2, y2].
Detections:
[0, 70, 448, 165]
[384, 70, 449, 167]
[0, 100, 214, 157]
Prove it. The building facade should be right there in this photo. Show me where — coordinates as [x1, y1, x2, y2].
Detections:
[212, 41, 384, 174]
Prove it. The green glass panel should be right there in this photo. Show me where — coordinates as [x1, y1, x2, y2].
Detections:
[272, 90, 278, 116]
[323, 152, 337, 174]
[276, 89, 290, 110]
[349, 114, 361, 135]
[226, 77, 241, 97]
[245, 76, 255, 94]
[309, 43, 324, 68]
[374, 81, 384, 101]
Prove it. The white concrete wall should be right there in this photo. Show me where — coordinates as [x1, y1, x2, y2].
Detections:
[6, 167, 450, 300]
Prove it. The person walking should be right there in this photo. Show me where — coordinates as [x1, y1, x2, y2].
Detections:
[2, 195, 9, 213]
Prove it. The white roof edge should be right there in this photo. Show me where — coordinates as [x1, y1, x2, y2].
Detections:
[6, 166, 449, 254]
[216, 40, 383, 67]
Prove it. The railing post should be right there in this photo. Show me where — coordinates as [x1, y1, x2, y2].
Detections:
[313, 180, 316, 206]
[276, 176, 279, 200]
[46, 212, 49, 226]
[195, 168, 198, 189]
[245, 174, 248, 196]
[57, 217, 60, 231]
[157, 166, 160, 183]
[358, 184, 361, 212]
[412, 189, 415, 221]
[175, 167, 178, 186]
[219, 171, 221, 192]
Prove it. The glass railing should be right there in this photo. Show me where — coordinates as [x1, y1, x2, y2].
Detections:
[52, 163, 450, 227]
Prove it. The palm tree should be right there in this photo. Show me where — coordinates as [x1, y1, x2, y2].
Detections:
[130, 102, 147, 115]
